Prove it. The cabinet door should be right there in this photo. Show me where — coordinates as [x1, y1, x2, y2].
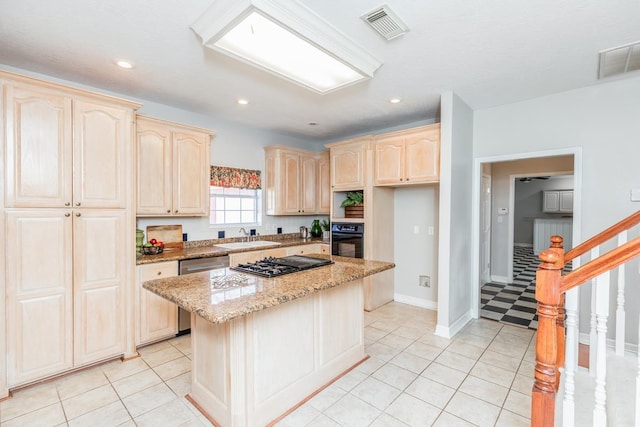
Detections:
[73, 99, 130, 208]
[4, 83, 72, 208]
[73, 210, 126, 365]
[136, 119, 172, 215]
[559, 191, 574, 212]
[374, 139, 404, 185]
[543, 191, 560, 212]
[137, 262, 178, 346]
[330, 144, 365, 189]
[405, 128, 439, 183]
[282, 152, 301, 214]
[317, 152, 331, 214]
[230, 251, 264, 267]
[173, 131, 210, 215]
[300, 155, 317, 214]
[5, 210, 73, 386]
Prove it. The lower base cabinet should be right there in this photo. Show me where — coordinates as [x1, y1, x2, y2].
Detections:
[5, 209, 128, 387]
[136, 261, 179, 346]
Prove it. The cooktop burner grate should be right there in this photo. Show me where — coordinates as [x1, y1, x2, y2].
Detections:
[230, 255, 333, 278]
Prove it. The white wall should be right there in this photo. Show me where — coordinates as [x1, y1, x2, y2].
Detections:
[436, 92, 474, 337]
[393, 186, 439, 308]
[474, 75, 640, 344]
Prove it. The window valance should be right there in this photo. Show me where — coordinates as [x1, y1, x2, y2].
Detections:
[210, 165, 261, 189]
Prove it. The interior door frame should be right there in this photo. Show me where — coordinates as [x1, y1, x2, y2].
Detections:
[470, 147, 582, 319]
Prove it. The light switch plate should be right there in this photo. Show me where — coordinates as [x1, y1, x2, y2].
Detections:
[631, 188, 640, 202]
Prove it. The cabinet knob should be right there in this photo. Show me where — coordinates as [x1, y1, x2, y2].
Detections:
[157, 271, 162, 276]
[400, 178, 403, 181]
[406, 178, 409, 181]
[75, 202, 81, 207]
[64, 202, 71, 206]
[64, 213, 71, 217]
[167, 210, 171, 213]
[175, 210, 178, 213]
[75, 212, 81, 217]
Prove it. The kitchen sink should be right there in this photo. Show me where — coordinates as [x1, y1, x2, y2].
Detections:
[215, 240, 281, 250]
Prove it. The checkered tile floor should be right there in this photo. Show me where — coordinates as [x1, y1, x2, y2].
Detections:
[480, 246, 572, 330]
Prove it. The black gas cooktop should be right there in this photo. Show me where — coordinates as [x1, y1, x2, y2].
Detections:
[230, 255, 333, 278]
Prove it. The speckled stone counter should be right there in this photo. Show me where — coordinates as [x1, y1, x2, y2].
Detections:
[142, 255, 394, 324]
[135, 236, 325, 265]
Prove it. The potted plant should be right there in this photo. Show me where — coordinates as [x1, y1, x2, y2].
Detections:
[340, 191, 364, 218]
[321, 219, 331, 241]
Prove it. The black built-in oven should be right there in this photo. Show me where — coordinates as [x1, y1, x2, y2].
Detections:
[331, 222, 364, 258]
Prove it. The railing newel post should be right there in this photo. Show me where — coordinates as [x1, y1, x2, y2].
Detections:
[532, 236, 564, 427]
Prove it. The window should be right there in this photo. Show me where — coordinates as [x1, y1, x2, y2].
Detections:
[209, 186, 261, 226]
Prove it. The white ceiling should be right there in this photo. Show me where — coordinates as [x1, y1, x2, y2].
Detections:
[1, 0, 638, 142]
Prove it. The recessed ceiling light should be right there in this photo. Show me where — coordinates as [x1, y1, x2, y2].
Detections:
[308, 122, 318, 126]
[389, 98, 401, 104]
[191, 0, 382, 94]
[237, 98, 249, 105]
[114, 60, 134, 69]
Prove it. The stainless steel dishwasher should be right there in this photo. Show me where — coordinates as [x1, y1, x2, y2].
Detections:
[177, 255, 229, 334]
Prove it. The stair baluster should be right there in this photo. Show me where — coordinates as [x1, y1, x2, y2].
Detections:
[593, 270, 610, 425]
[615, 231, 627, 356]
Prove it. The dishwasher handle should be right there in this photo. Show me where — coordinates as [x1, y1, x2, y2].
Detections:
[179, 256, 230, 275]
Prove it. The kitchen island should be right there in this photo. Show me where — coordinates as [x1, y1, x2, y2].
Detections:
[143, 255, 394, 427]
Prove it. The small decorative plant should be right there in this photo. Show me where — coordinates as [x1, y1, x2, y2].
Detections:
[320, 219, 330, 231]
[340, 191, 363, 207]
[341, 191, 364, 218]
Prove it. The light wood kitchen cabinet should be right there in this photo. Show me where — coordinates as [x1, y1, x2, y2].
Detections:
[5, 209, 128, 385]
[136, 262, 178, 346]
[136, 115, 213, 216]
[1, 70, 140, 392]
[73, 210, 128, 365]
[373, 124, 440, 186]
[4, 82, 131, 208]
[325, 136, 370, 190]
[5, 210, 73, 386]
[263, 146, 329, 215]
[543, 190, 574, 213]
[230, 250, 265, 267]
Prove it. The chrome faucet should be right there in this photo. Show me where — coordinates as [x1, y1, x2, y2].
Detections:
[239, 227, 250, 242]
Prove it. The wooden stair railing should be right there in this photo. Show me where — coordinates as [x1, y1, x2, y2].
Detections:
[531, 210, 640, 427]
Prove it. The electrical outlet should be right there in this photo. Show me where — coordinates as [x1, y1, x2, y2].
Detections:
[419, 275, 430, 288]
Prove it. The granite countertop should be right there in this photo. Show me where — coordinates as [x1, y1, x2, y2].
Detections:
[136, 236, 325, 265]
[142, 255, 395, 324]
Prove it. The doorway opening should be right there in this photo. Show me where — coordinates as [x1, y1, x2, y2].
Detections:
[472, 150, 581, 329]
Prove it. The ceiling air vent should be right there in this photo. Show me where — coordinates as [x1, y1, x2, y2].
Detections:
[598, 40, 640, 79]
[361, 5, 408, 41]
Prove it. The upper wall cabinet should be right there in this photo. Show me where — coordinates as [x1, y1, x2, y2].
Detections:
[264, 146, 329, 215]
[373, 124, 440, 186]
[543, 190, 573, 213]
[136, 115, 213, 216]
[325, 136, 371, 190]
[4, 80, 135, 208]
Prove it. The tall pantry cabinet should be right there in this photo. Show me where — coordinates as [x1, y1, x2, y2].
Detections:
[0, 71, 141, 394]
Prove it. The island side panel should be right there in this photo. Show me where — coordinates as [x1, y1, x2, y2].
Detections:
[191, 318, 233, 427]
[189, 278, 365, 427]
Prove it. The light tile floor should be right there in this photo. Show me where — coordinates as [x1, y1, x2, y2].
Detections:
[0, 302, 535, 426]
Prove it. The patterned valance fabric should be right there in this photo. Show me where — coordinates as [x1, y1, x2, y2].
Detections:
[210, 166, 261, 189]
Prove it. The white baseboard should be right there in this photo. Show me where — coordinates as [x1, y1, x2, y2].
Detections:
[578, 332, 639, 354]
[434, 309, 472, 339]
[393, 294, 437, 310]
[490, 275, 510, 284]
[515, 243, 533, 248]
